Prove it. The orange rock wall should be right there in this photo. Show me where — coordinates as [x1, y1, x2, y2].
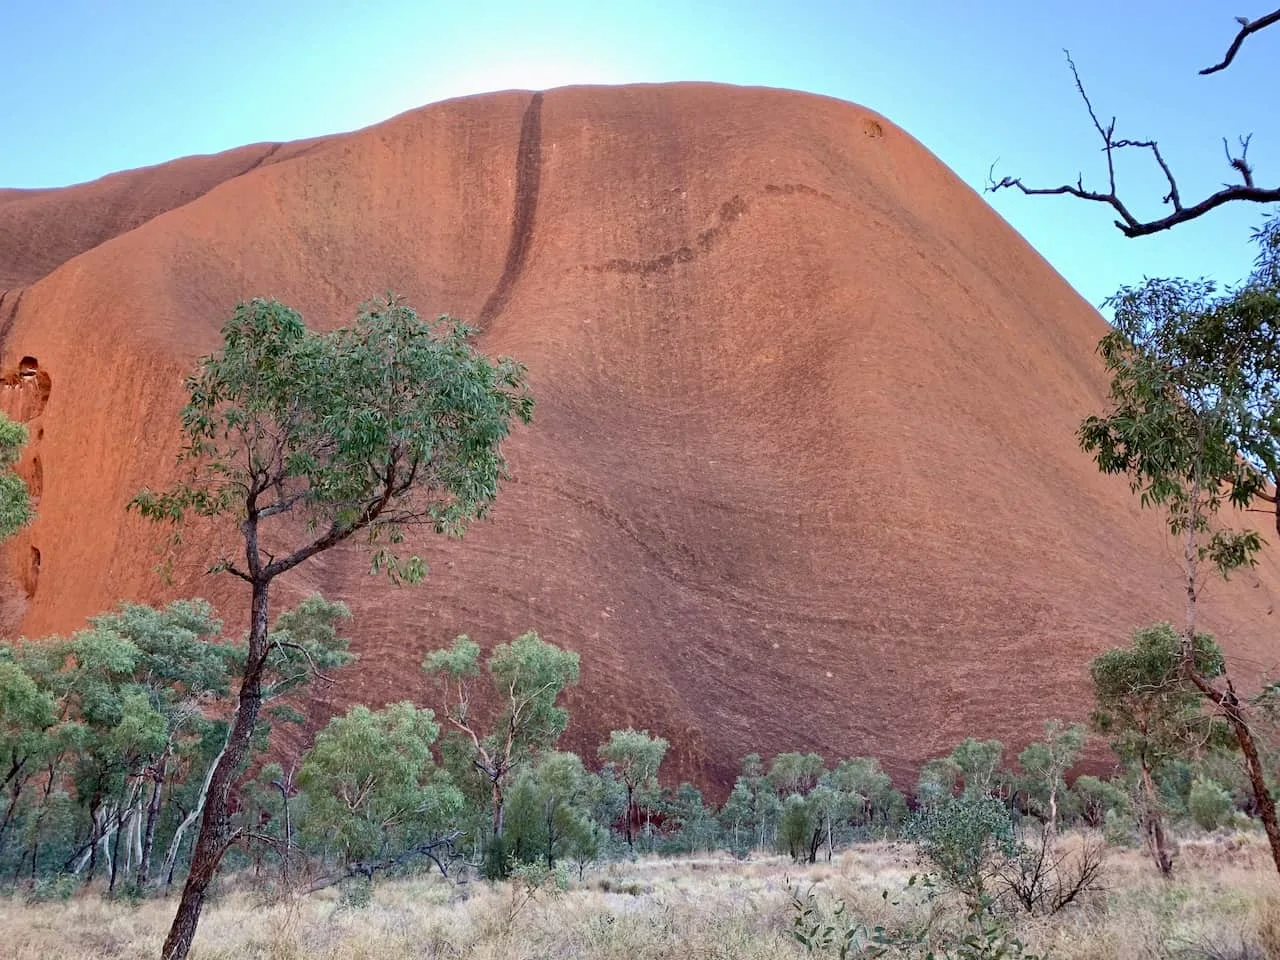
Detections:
[2, 83, 1276, 789]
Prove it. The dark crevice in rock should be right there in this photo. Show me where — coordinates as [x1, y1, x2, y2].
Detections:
[477, 92, 544, 327]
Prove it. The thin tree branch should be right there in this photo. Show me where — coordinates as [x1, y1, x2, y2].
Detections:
[221, 561, 252, 583]
[304, 832, 462, 891]
[263, 456, 406, 579]
[271, 640, 327, 678]
[1200, 9, 1280, 75]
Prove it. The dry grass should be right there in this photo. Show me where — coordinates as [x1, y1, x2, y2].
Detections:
[0, 835, 1276, 959]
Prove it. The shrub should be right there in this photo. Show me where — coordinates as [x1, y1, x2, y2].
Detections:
[22, 874, 76, 905]
[907, 796, 1018, 909]
[1103, 808, 1137, 848]
[1188, 777, 1233, 832]
[995, 827, 1106, 915]
[790, 879, 1046, 959]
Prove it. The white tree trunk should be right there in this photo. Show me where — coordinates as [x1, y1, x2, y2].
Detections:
[160, 738, 228, 887]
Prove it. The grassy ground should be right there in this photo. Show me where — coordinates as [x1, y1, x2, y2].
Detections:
[0, 834, 1277, 959]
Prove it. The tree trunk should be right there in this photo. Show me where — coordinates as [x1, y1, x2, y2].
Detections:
[1140, 761, 1174, 877]
[138, 756, 166, 888]
[624, 785, 634, 849]
[545, 799, 556, 868]
[99, 826, 114, 885]
[1184, 666, 1280, 875]
[109, 781, 137, 894]
[133, 804, 143, 876]
[29, 759, 60, 882]
[84, 796, 102, 887]
[161, 739, 228, 890]
[270, 777, 292, 884]
[0, 771, 27, 856]
[279, 781, 292, 884]
[1224, 701, 1280, 875]
[108, 803, 124, 893]
[1178, 494, 1280, 876]
[161, 577, 270, 960]
[491, 780, 505, 839]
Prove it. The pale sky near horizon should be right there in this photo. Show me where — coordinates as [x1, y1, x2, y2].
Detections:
[2, 1, 1277, 309]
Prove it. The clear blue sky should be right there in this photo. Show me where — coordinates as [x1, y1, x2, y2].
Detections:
[3, 0, 1276, 308]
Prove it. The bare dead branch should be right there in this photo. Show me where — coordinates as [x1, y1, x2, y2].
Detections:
[987, 49, 1280, 237]
[304, 832, 462, 891]
[1200, 8, 1280, 75]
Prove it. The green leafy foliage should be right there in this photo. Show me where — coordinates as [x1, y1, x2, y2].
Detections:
[1089, 623, 1227, 770]
[1071, 775, 1129, 828]
[131, 296, 533, 582]
[1089, 622, 1231, 875]
[659, 781, 722, 854]
[917, 757, 963, 807]
[907, 796, 1019, 909]
[597, 729, 668, 849]
[720, 753, 782, 856]
[0, 412, 32, 540]
[1077, 230, 1280, 578]
[488, 634, 580, 754]
[425, 632, 580, 776]
[258, 594, 355, 699]
[297, 702, 462, 867]
[950, 739, 1006, 800]
[1016, 720, 1086, 829]
[124, 294, 535, 960]
[768, 752, 826, 796]
[423, 631, 579, 875]
[503, 750, 604, 869]
[791, 877, 1045, 959]
[1187, 776, 1233, 832]
[829, 757, 905, 833]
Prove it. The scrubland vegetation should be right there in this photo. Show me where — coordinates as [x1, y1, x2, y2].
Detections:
[1, 599, 1278, 959]
[0, 836, 1277, 959]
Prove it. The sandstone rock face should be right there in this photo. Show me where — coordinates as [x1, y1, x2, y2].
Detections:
[2, 83, 1276, 788]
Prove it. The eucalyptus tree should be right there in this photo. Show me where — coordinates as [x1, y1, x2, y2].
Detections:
[1017, 721, 1086, 835]
[829, 757, 904, 834]
[767, 752, 825, 797]
[1090, 623, 1228, 875]
[502, 750, 600, 869]
[597, 728, 668, 849]
[156, 594, 352, 890]
[661, 782, 721, 855]
[1070, 775, 1129, 829]
[916, 756, 963, 807]
[131, 295, 531, 960]
[423, 631, 578, 873]
[0, 657, 56, 857]
[79, 601, 233, 889]
[950, 738, 1006, 799]
[1079, 218, 1280, 874]
[296, 702, 463, 883]
[721, 753, 780, 854]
